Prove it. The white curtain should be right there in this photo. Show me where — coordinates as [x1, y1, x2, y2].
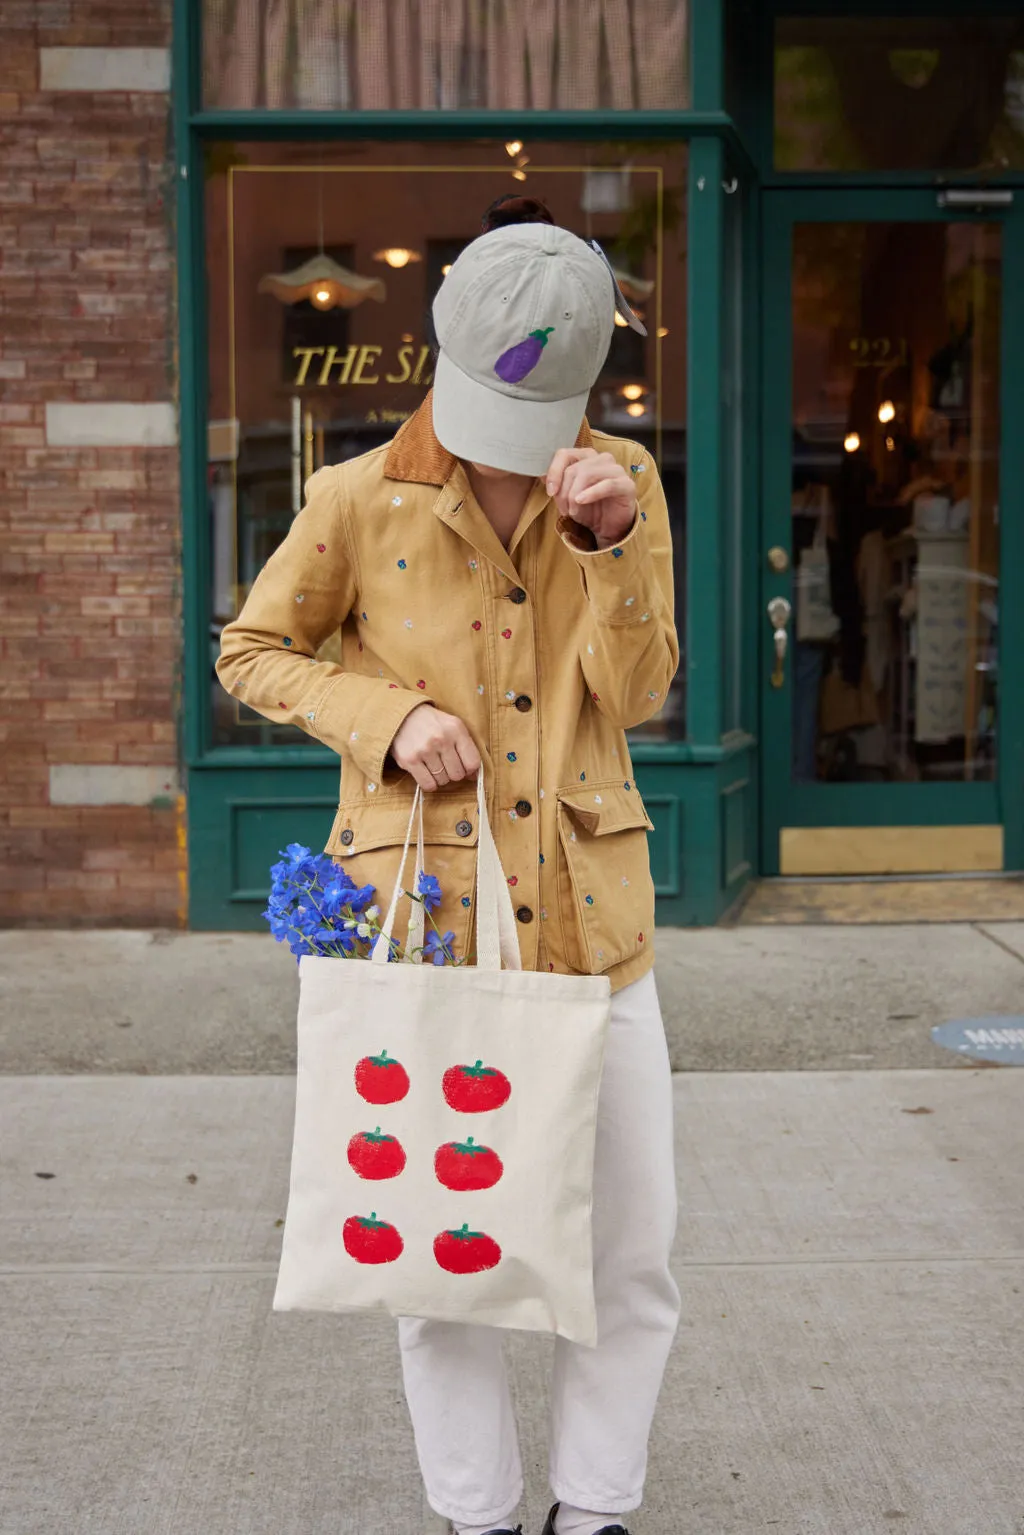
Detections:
[204, 0, 689, 111]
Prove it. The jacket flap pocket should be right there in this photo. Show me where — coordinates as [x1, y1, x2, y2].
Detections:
[328, 790, 480, 857]
[556, 781, 654, 836]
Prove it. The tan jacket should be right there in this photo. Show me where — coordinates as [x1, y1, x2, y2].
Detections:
[216, 398, 677, 992]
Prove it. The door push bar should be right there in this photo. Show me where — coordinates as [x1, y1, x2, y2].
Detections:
[936, 189, 1014, 209]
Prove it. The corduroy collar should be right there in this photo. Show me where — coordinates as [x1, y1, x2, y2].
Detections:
[383, 390, 594, 486]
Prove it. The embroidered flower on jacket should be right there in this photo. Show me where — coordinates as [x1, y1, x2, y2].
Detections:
[295, 594, 304, 603]
[501, 629, 512, 640]
[613, 548, 623, 559]
[392, 495, 402, 506]
[472, 620, 482, 631]
[397, 559, 407, 570]
[282, 636, 293, 646]
[506, 751, 517, 763]
[316, 543, 326, 552]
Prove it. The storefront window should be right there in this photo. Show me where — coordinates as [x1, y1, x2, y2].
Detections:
[205, 139, 687, 746]
[775, 15, 1024, 172]
[202, 1, 689, 111]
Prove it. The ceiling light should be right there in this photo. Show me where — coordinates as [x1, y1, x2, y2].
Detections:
[401, 332, 413, 343]
[657, 327, 669, 339]
[511, 169, 527, 182]
[844, 432, 861, 454]
[505, 140, 523, 157]
[373, 248, 423, 269]
[258, 253, 386, 311]
[621, 384, 645, 401]
[441, 264, 452, 277]
[885, 435, 896, 452]
[626, 402, 646, 418]
[878, 400, 896, 424]
[614, 311, 629, 328]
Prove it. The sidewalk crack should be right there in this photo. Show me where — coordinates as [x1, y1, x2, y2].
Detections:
[973, 923, 1024, 966]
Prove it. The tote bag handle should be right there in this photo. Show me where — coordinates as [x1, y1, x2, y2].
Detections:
[371, 768, 522, 973]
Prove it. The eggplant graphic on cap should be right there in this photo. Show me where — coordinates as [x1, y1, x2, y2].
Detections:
[494, 327, 554, 385]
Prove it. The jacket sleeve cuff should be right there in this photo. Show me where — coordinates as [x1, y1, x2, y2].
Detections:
[556, 510, 654, 623]
[314, 673, 432, 786]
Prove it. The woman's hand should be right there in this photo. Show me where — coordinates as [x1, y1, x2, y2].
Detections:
[546, 448, 638, 549]
[390, 704, 481, 793]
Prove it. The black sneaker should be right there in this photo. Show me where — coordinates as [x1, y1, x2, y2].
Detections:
[541, 1504, 629, 1535]
[448, 1525, 522, 1535]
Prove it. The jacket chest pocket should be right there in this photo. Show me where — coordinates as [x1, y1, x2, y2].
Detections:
[326, 791, 480, 966]
[555, 781, 656, 975]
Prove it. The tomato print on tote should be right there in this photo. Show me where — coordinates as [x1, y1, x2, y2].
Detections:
[355, 1048, 410, 1105]
[347, 1127, 407, 1181]
[434, 1136, 504, 1192]
[343, 1212, 404, 1265]
[434, 1224, 502, 1274]
[442, 1060, 511, 1113]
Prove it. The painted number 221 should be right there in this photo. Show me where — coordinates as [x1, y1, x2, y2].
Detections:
[849, 336, 909, 368]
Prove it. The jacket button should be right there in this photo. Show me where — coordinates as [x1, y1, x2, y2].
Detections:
[455, 819, 473, 838]
[339, 828, 354, 846]
[516, 905, 534, 924]
[513, 694, 532, 712]
[508, 586, 527, 604]
[515, 799, 532, 818]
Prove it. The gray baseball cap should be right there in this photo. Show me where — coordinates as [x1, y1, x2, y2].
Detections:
[431, 223, 644, 477]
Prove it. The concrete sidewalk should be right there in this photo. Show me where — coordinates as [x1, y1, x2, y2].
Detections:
[3, 1069, 1024, 1535]
[3, 921, 1024, 1072]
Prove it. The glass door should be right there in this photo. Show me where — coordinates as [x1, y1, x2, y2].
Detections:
[760, 189, 1022, 876]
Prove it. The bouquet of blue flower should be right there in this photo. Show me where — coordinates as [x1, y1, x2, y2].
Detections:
[263, 843, 458, 965]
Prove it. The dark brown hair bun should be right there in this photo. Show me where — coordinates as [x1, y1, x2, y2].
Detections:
[481, 194, 556, 233]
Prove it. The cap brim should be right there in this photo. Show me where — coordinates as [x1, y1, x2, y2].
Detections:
[432, 350, 589, 477]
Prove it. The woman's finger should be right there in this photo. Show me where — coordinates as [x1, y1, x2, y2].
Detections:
[574, 475, 629, 505]
[453, 725, 482, 778]
[545, 446, 594, 498]
[439, 744, 465, 782]
[408, 759, 439, 793]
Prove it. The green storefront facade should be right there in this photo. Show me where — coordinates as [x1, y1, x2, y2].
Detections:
[177, 1, 1024, 929]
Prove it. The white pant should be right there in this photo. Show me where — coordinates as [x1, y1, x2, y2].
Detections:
[398, 970, 680, 1528]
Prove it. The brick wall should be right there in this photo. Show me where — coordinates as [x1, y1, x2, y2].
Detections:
[0, 1, 184, 926]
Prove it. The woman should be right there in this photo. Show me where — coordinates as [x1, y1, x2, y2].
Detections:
[217, 197, 680, 1535]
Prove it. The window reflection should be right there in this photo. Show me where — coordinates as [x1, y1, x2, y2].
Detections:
[203, 0, 689, 111]
[205, 141, 687, 746]
[776, 16, 1024, 172]
[791, 222, 1001, 784]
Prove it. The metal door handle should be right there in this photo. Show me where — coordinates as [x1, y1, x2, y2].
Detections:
[767, 596, 792, 689]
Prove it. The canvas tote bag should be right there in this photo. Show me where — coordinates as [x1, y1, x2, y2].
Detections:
[273, 769, 613, 1346]
[796, 515, 840, 643]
